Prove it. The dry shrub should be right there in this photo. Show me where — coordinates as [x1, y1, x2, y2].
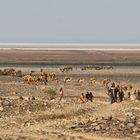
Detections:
[35, 113, 67, 122]
[45, 89, 57, 100]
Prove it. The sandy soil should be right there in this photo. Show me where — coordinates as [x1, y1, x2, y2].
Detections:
[0, 67, 140, 140]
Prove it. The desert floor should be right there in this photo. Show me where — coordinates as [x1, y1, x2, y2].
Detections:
[0, 67, 140, 140]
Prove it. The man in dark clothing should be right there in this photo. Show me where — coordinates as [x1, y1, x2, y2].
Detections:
[116, 85, 124, 102]
[118, 86, 124, 102]
[85, 92, 90, 102]
[89, 92, 94, 102]
[135, 90, 140, 101]
[107, 83, 118, 104]
[107, 87, 114, 104]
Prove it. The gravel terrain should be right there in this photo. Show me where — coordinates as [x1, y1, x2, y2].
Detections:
[0, 67, 140, 140]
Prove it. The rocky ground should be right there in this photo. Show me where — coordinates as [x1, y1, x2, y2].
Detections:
[0, 68, 140, 140]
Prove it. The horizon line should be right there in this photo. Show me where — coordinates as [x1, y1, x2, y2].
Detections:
[1, 48, 140, 51]
[0, 43, 140, 46]
[0, 43, 140, 50]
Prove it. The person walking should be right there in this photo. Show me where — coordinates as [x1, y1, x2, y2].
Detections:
[108, 83, 118, 104]
[80, 93, 85, 103]
[119, 86, 124, 102]
[59, 87, 64, 101]
[85, 91, 90, 102]
[89, 92, 94, 102]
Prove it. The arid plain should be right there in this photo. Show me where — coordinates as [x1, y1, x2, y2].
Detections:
[0, 49, 140, 140]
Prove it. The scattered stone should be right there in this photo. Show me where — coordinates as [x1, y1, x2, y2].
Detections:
[64, 136, 71, 140]
[127, 122, 135, 128]
[102, 115, 112, 121]
[133, 127, 140, 133]
[31, 96, 36, 100]
[0, 106, 4, 111]
[71, 126, 77, 129]
[40, 86, 46, 90]
[19, 96, 24, 100]
[100, 125, 106, 130]
[130, 115, 136, 120]
[57, 134, 65, 138]
[95, 125, 101, 131]
[91, 122, 98, 127]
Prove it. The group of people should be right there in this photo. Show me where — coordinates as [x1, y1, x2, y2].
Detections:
[107, 83, 140, 104]
[80, 91, 94, 103]
[107, 83, 124, 104]
[58, 83, 140, 104]
[59, 87, 94, 103]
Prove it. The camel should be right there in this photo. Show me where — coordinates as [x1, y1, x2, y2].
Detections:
[53, 77, 59, 84]
[22, 75, 37, 84]
[2, 68, 15, 75]
[77, 78, 84, 84]
[40, 69, 47, 76]
[0, 69, 2, 75]
[12, 70, 23, 77]
[89, 78, 97, 84]
[38, 75, 48, 85]
[15, 70, 23, 77]
[38, 75, 45, 81]
[64, 77, 72, 84]
[81, 65, 94, 70]
[48, 73, 56, 81]
[103, 65, 113, 70]
[102, 79, 111, 87]
[60, 67, 73, 73]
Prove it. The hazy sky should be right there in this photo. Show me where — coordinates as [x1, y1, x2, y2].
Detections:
[0, 0, 140, 43]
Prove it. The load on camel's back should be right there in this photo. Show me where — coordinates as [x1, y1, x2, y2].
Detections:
[22, 75, 37, 84]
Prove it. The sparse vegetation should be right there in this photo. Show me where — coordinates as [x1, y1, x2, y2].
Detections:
[45, 89, 57, 100]
[0, 65, 140, 140]
[46, 89, 57, 96]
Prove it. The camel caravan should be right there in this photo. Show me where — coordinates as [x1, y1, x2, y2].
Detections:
[81, 65, 113, 70]
[0, 68, 130, 90]
[59, 66, 73, 73]
[22, 69, 59, 85]
[63, 77, 97, 85]
[22, 72, 110, 86]
[0, 67, 140, 102]
[0, 68, 23, 77]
